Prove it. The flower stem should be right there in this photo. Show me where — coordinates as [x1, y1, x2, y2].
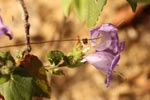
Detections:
[45, 66, 67, 71]
[18, 0, 31, 55]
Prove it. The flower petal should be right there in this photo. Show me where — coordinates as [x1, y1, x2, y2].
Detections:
[90, 23, 118, 52]
[89, 26, 100, 46]
[110, 54, 120, 70]
[87, 23, 125, 87]
[98, 23, 118, 33]
[84, 51, 114, 73]
[0, 15, 13, 40]
[118, 41, 125, 52]
[105, 71, 112, 87]
[105, 54, 120, 87]
[95, 33, 112, 51]
[0, 15, 4, 27]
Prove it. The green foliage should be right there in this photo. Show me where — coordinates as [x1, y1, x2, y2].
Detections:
[16, 50, 23, 59]
[0, 52, 15, 67]
[47, 51, 64, 66]
[73, 0, 88, 21]
[127, 0, 150, 12]
[61, 0, 150, 26]
[20, 54, 50, 98]
[0, 52, 15, 62]
[46, 42, 84, 76]
[61, 0, 73, 16]
[132, 0, 150, 2]
[66, 43, 84, 67]
[33, 79, 50, 98]
[47, 42, 84, 68]
[0, 75, 10, 84]
[127, 0, 137, 12]
[61, 0, 107, 27]
[0, 52, 15, 74]
[0, 52, 35, 100]
[0, 52, 50, 100]
[85, 0, 107, 27]
[0, 67, 33, 100]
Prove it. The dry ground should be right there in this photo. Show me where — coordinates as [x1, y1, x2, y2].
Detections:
[0, 0, 150, 100]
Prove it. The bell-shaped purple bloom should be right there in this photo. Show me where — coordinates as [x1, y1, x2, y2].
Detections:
[84, 23, 125, 87]
[0, 15, 13, 40]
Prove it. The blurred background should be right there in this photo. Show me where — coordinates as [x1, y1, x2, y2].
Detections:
[0, 0, 150, 100]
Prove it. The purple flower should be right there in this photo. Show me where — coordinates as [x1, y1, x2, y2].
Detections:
[0, 14, 13, 40]
[84, 23, 125, 87]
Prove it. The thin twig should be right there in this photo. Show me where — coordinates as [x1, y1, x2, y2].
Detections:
[45, 66, 66, 71]
[18, 0, 31, 53]
[0, 37, 101, 49]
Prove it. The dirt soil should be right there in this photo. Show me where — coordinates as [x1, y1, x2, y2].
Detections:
[0, 0, 150, 100]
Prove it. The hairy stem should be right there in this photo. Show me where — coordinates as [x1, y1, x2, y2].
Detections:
[18, 0, 31, 54]
[45, 66, 67, 71]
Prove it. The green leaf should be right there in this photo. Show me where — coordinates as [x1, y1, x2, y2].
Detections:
[0, 74, 10, 84]
[21, 54, 45, 79]
[20, 54, 50, 98]
[12, 67, 31, 77]
[86, 0, 107, 27]
[61, 0, 73, 16]
[0, 52, 15, 63]
[127, 0, 150, 12]
[132, 0, 150, 2]
[73, 0, 88, 21]
[0, 51, 15, 67]
[64, 42, 84, 67]
[0, 74, 33, 100]
[16, 50, 23, 59]
[47, 51, 64, 66]
[0, 52, 16, 74]
[33, 79, 50, 98]
[127, 0, 137, 12]
[73, 0, 107, 27]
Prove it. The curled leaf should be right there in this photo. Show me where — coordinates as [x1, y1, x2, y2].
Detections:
[47, 50, 64, 66]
